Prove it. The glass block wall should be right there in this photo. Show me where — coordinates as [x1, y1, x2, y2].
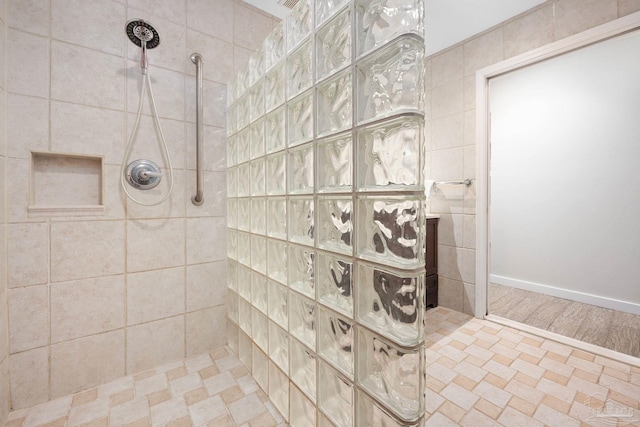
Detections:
[226, 0, 426, 425]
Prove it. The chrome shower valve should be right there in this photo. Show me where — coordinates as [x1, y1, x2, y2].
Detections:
[126, 159, 162, 190]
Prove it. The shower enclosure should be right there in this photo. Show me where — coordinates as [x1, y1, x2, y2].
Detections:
[226, 0, 427, 425]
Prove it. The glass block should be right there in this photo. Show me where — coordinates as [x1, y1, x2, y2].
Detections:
[227, 103, 237, 137]
[249, 47, 265, 86]
[252, 273, 268, 314]
[228, 198, 237, 229]
[356, 115, 423, 191]
[253, 344, 269, 392]
[266, 64, 286, 112]
[239, 330, 252, 370]
[227, 259, 237, 291]
[316, 252, 353, 317]
[267, 239, 287, 284]
[356, 0, 424, 57]
[316, 0, 349, 27]
[237, 162, 251, 197]
[287, 40, 313, 99]
[268, 281, 288, 329]
[288, 143, 314, 195]
[266, 106, 286, 154]
[269, 321, 289, 374]
[356, 262, 424, 346]
[317, 196, 353, 255]
[357, 389, 424, 427]
[316, 8, 351, 80]
[237, 93, 250, 131]
[318, 306, 354, 379]
[317, 133, 352, 193]
[238, 296, 251, 335]
[317, 70, 352, 137]
[250, 79, 265, 122]
[250, 118, 265, 160]
[288, 197, 314, 247]
[251, 198, 266, 235]
[265, 23, 285, 71]
[318, 361, 354, 427]
[356, 195, 424, 269]
[227, 167, 237, 197]
[227, 199, 238, 229]
[269, 362, 289, 422]
[250, 159, 266, 196]
[267, 197, 287, 240]
[237, 232, 251, 266]
[287, 0, 312, 52]
[238, 198, 250, 232]
[289, 291, 316, 351]
[266, 153, 287, 195]
[288, 244, 314, 298]
[290, 337, 316, 401]
[288, 90, 314, 147]
[238, 264, 251, 301]
[236, 66, 250, 99]
[356, 328, 424, 421]
[251, 235, 267, 274]
[356, 36, 424, 124]
[252, 307, 269, 352]
[227, 319, 239, 354]
[227, 229, 237, 260]
[227, 79, 237, 107]
[227, 289, 238, 324]
[227, 134, 237, 167]
[237, 127, 250, 164]
[290, 385, 316, 427]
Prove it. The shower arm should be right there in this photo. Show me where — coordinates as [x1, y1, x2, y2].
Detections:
[191, 52, 204, 206]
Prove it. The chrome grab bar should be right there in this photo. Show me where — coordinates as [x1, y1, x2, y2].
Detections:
[191, 52, 204, 206]
[435, 179, 473, 187]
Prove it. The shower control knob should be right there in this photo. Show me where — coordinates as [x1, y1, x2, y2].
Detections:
[126, 159, 162, 190]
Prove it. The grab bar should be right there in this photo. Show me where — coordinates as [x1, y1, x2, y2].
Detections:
[191, 52, 204, 206]
[435, 179, 473, 187]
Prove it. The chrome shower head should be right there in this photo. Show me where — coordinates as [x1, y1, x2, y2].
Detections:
[126, 19, 160, 49]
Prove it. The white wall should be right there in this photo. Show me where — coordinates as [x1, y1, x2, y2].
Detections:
[489, 29, 640, 312]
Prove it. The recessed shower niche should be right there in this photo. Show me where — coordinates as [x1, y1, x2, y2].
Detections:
[29, 152, 104, 216]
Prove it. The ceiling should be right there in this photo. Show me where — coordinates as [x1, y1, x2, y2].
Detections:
[242, 0, 547, 56]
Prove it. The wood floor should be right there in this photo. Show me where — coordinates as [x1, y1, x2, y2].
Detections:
[489, 283, 640, 358]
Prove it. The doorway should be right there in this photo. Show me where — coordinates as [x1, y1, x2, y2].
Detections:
[476, 13, 640, 359]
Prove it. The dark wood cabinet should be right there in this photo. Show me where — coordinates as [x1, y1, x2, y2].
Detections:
[425, 217, 439, 309]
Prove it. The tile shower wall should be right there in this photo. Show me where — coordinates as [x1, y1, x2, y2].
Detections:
[226, 0, 427, 425]
[3, 0, 277, 411]
[425, 0, 640, 316]
[1, 1, 10, 425]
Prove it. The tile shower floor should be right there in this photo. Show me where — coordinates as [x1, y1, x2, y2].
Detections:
[5, 308, 640, 426]
[3, 348, 285, 427]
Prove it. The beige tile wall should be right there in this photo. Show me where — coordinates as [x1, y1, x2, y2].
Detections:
[3, 0, 278, 411]
[427, 0, 640, 316]
[1, 0, 10, 425]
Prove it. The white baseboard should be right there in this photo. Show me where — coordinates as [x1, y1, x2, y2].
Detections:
[490, 274, 640, 315]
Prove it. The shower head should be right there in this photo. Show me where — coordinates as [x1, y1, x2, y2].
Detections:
[126, 19, 160, 49]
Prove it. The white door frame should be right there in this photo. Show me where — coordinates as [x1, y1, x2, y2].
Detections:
[474, 11, 640, 319]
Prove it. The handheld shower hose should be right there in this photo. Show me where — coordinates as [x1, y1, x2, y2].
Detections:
[121, 19, 174, 206]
